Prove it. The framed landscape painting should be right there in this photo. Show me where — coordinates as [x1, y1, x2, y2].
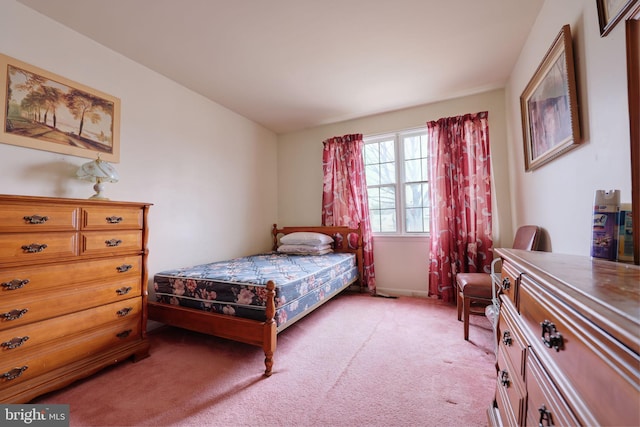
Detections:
[597, 0, 639, 36]
[0, 54, 120, 162]
[520, 25, 581, 172]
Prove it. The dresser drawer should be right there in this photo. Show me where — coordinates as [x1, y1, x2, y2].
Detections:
[1, 255, 141, 298]
[0, 204, 78, 232]
[0, 232, 77, 263]
[80, 230, 143, 256]
[525, 350, 580, 427]
[0, 298, 141, 356]
[500, 261, 521, 308]
[81, 206, 143, 230]
[0, 277, 141, 331]
[495, 346, 526, 427]
[519, 275, 640, 426]
[0, 316, 141, 389]
[497, 298, 527, 382]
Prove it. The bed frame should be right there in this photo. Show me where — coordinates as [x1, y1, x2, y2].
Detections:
[147, 223, 363, 376]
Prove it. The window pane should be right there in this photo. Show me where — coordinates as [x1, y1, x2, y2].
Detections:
[366, 164, 380, 186]
[367, 187, 380, 210]
[404, 159, 422, 182]
[405, 183, 423, 207]
[405, 182, 429, 233]
[405, 207, 423, 232]
[423, 208, 430, 233]
[380, 209, 396, 232]
[364, 143, 379, 165]
[370, 209, 382, 233]
[422, 158, 429, 182]
[379, 162, 396, 185]
[380, 140, 395, 163]
[422, 184, 430, 209]
[380, 186, 395, 209]
[404, 135, 422, 160]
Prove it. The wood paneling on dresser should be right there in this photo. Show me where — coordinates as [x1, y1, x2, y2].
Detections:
[0, 195, 151, 403]
[487, 248, 640, 427]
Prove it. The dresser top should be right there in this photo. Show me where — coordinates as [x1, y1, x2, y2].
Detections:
[495, 248, 640, 348]
[0, 194, 151, 207]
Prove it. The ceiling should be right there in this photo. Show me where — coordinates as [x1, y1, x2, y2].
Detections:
[18, 0, 544, 134]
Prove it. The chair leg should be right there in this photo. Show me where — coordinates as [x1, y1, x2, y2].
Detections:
[463, 296, 471, 341]
[457, 291, 463, 321]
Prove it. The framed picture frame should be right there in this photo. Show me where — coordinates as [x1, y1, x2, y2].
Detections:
[0, 54, 120, 162]
[520, 25, 581, 172]
[597, 0, 639, 36]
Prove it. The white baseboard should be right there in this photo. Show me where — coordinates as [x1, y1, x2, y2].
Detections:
[374, 287, 430, 299]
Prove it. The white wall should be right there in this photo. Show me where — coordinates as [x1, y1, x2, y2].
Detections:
[0, 1, 279, 287]
[277, 90, 509, 297]
[506, 0, 633, 254]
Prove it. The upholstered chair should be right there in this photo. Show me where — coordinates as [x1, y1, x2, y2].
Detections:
[456, 225, 541, 340]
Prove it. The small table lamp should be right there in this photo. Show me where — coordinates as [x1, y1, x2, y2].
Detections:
[76, 156, 119, 200]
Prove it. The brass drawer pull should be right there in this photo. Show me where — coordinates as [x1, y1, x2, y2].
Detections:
[2, 366, 28, 381]
[116, 264, 133, 273]
[538, 404, 554, 426]
[116, 329, 132, 339]
[21, 243, 48, 253]
[23, 215, 49, 224]
[541, 320, 564, 352]
[106, 216, 123, 224]
[2, 309, 28, 321]
[502, 330, 512, 346]
[499, 370, 510, 388]
[105, 239, 123, 247]
[501, 277, 511, 291]
[117, 307, 133, 317]
[1, 279, 30, 290]
[116, 286, 132, 295]
[1, 336, 29, 350]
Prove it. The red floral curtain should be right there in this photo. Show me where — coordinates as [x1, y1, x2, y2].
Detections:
[322, 134, 376, 292]
[427, 112, 492, 302]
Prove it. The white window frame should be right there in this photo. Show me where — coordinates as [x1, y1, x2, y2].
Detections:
[364, 127, 430, 237]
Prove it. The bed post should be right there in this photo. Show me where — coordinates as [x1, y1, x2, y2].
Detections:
[271, 224, 279, 251]
[263, 280, 277, 376]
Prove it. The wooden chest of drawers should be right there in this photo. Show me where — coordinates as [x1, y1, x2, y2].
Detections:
[487, 248, 640, 427]
[0, 194, 151, 403]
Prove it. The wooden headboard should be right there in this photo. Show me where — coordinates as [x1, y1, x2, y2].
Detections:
[271, 223, 364, 288]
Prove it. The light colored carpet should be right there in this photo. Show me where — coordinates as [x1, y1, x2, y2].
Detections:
[34, 292, 496, 427]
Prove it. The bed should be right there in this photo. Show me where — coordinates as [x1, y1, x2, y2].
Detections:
[147, 224, 363, 376]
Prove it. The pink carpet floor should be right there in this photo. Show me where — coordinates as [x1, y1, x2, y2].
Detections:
[34, 292, 496, 426]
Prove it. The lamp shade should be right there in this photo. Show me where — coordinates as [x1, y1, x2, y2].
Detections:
[77, 157, 119, 200]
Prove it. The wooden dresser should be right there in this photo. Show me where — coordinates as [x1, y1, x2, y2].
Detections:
[0, 194, 151, 403]
[487, 248, 640, 427]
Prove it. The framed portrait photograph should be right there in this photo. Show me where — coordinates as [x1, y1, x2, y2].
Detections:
[0, 54, 120, 162]
[520, 25, 581, 172]
[597, 0, 639, 36]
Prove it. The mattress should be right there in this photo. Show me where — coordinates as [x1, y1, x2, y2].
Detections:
[153, 252, 357, 329]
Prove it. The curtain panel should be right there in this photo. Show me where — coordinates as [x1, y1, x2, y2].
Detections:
[427, 112, 492, 302]
[321, 134, 376, 292]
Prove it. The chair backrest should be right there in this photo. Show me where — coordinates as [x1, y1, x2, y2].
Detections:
[512, 225, 541, 251]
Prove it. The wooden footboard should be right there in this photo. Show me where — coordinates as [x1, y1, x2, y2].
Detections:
[148, 281, 277, 376]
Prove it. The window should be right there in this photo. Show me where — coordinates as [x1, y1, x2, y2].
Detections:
[364, 128, 430, 235]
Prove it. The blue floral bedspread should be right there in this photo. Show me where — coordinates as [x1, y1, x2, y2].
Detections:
[153, 252, 357, 330]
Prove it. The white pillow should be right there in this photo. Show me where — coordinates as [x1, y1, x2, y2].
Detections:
[279, 232, 334, 246]
[278, 244, 333, 255]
